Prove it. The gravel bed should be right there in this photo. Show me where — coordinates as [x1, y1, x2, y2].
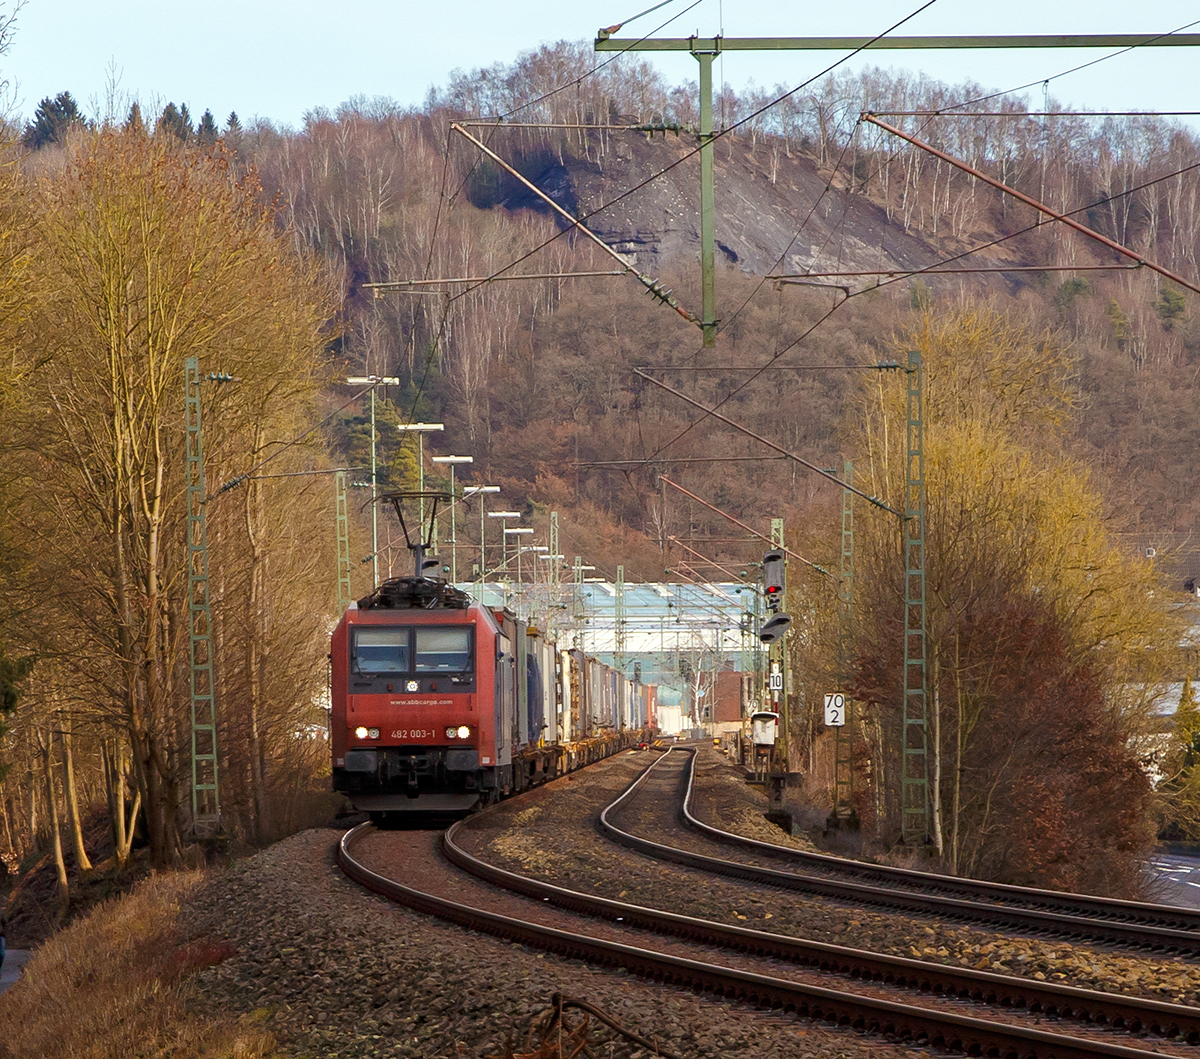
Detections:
[457, 747, 1200, 1009]
[179, 746, 1200, 1057]
[182, 828, 934, 1059]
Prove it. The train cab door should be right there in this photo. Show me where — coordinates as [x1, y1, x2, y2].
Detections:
[495, 633, 514, 768]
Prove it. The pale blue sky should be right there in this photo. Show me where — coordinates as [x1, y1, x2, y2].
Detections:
[3, 1, 1199, 130]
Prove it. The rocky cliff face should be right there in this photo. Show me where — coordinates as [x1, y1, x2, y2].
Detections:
[481, 131, 949, 281]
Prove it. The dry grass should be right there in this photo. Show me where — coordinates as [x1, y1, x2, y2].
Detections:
[0, 870, 280, 1059]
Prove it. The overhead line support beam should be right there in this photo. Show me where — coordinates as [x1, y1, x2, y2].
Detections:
[595, 34, 1200, 52]
[862, 113, 1200, 297]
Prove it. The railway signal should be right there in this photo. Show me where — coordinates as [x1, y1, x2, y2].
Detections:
[762, 550, 785, 612]
[759, 613, 791, 644]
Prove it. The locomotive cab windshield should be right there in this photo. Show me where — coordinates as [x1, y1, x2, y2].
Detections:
[352, 628, 410, 673]
[350, 625, 475, 686]
[414, 627, 471, 671]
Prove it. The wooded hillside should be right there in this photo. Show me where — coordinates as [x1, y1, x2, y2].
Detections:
[236, 45, 1200, 580]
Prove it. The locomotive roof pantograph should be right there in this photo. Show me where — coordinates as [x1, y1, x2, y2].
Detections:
[358, 576, 473, 611]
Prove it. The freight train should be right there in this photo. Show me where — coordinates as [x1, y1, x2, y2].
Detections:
[330, 574, 656, 818]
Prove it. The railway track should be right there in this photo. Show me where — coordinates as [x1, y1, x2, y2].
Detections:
[338, 749, 1200, 1058]
[598, 747, 1200, 955]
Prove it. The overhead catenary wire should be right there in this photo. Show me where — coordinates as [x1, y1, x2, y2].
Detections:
[638, 370, 898, 515]
[875, 110, 1200, 119]
[658, 475, 832, 577]
[576, 455, 789, 465]
[715, 23, 1200, 337]
[210, 384, 379, 501]
[407, 9, 1200, 528]
[429, 6, 1196, 384]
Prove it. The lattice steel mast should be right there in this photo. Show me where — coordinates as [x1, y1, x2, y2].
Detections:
[834, 460, 856, 824]
[902, 351, 928, 846]
[185, 357, 220, 836]
[336, 470, 352, 612]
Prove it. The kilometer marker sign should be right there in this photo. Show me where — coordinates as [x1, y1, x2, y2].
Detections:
[824, 693, 846, 727]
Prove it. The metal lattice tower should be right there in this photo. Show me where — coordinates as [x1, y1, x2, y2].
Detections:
[335, 471, 352, 612]
[770, 518, 788, 770]
[573, 556, 585, 649]
[185, 357, 220, 835]
[902, 351, 929, 846]
[549, 512, 560, 586]
[615, 564, 626, 675]
[835, 460, 855, 819]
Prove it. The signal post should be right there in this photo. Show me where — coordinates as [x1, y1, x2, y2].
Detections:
[760, 523, 792, 804]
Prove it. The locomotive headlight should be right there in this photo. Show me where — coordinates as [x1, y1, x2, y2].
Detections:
[445, 726, 457, 739]
[456, 725, 471, 739]
[355, 726, 369, 739]
[354, 726, 379, 740]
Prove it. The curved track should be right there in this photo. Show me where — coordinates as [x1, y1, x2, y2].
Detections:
[598, 748, 1200, 955]
[338, 749, 1200, 1058]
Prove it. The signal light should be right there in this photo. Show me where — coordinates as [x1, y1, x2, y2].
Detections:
[760, 614, 792, 644]
[762, 550, 786, 612]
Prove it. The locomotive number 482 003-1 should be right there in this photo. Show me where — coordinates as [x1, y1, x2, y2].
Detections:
[390, 729, 436, 740]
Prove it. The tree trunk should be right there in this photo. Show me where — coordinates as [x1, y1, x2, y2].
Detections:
[59, 712, 94, 873]
[1, 795, 14, 863]
[25, 753, 38, 854]
[37, 729, 69, 915]
[103, 738, 130, 868]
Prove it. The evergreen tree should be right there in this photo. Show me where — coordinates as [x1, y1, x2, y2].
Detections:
[125, 101, 146, 136]
[225, 111, 241, 133]
[22, 91, 85, 149]
[1178, 677, 1200, 762]
[1155, 286, 1187, 331]
[156, 102, 191, 141]
[196, 108, 219, 145]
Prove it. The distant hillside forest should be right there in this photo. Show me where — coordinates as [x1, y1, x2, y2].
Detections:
[23, 43, 1200, 582]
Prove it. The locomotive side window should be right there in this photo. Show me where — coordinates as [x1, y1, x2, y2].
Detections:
[352, 628, 410, 673]
[414, 627, 473, 672]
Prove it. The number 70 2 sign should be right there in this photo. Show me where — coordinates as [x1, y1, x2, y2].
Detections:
[824, 693, 847, 727]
